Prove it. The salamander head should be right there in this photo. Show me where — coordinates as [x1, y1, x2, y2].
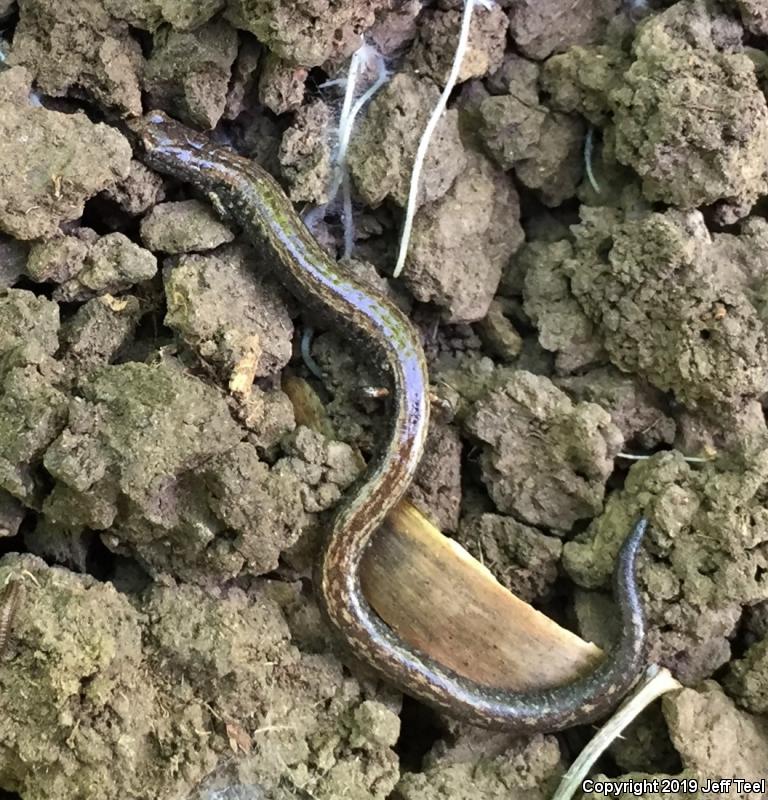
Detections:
[123, 110, 209, 160]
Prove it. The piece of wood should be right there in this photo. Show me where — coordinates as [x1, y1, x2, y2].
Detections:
[363, 503, 602, 691]
[283, 375, 604, 691]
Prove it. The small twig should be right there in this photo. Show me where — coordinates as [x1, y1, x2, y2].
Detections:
[551, 664, 681, 800]
[251, 724, 298, 735]
[393, 0, 494, 278]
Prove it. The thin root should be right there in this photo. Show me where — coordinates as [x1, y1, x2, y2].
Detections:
[617, 450, 713, 464]
[393, 0, 493, 278]
[300, 327, 325, 381]
[584, 125, 601, 194]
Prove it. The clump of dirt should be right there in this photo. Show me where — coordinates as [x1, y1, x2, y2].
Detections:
[544, 0, 768, 219]
[565, 208, 768, 410]
[508, 0, 621, 59]
[0, 553, 401, 800]
[613, 0, 768, 217]
[465, 371, 623, 532]
[40, 362, 340, 582]
[564, 452, 768, 682]
[29, 230, 157, 301]
[10, 0, 143, 113]
[730, 0, 768, 34]
[0, 67, 131, 239]
[258, 52, 308, 115]
[408, 422, 462, 534]
[163, 243, 293, 384]
[107, 0, 224, 32]
[102, 160, 166, 216]
[408, 3, 508, 84]
[462, 52, 586, 206]
[555, 367, 676, 452]
[280, 99, 333, 204]
[402, 152, 523, 322]
[395, 736, 562, 799]
[0, 289, 68, 505]
[726, 636, 768, 713]
[347, 71, 467, 208]
[224, 0, 392, 66]
[521, 239, 604, 372]
[143, 20, 239, 129]
[61, 295, 143, 374]
[140, 199, 235, 253]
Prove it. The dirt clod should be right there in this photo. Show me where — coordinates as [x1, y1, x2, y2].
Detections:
[10, 0, 143, 113]
[140, 199, 235, 254]
[224, 0, 392, 67]
[348, 72, 467, 209]
[143, 19, 238, 129]
[163, 243, 293, 382]
[465, 370, 622, 532]
[0, 68, 131, 240]
[402, 153, 523, 323]
[409, 4, 508, 84]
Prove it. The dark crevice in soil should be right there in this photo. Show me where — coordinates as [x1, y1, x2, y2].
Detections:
[11, 274, 55, 299]
[394, 695, 444, 772]
[559, 725, 617, 772]
[129, 25, 154, 59]
[539, 574, 585, 633]
[81, 196, 142, 239]
[0, 531, 24, 559]
[306, 66, 331, 99]
[725, 607, 759, 661]
[0, 7, 18, 38]
[84, 533, 119, 582]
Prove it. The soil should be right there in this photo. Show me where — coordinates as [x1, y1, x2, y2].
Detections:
[0, 0, 768, 798]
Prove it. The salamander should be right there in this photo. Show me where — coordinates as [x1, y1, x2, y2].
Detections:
[128, 110, 648, 731]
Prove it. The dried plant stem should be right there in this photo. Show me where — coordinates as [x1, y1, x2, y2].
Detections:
[284, 375, 605, 689]
[551, 664, 682, 800]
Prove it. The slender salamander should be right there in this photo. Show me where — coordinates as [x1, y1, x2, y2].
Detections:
[127, 110, 648, 731]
